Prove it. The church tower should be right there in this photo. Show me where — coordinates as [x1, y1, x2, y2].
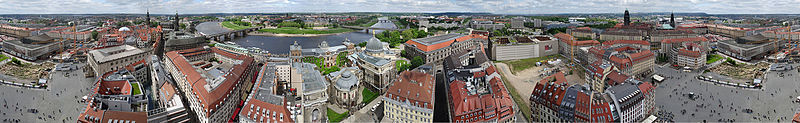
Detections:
[174, 12, 180, 31]
[145, 9, 150, 27]
[670, 12, 676, 28]
[624, 9, 631, 26]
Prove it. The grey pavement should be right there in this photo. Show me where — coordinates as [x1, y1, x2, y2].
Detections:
[654, 64, 800, 122]
[0, 63, 96, 123]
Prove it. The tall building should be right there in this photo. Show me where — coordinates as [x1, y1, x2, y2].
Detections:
[2, 34, 63, 61]
[383, 70, 435, 123]
[79, 60, 150, 123]
[356, 36, 397, 92]
[289, 62, 329, 123]
[404, 33, 486, 64]
[88, 45, 152, 77]
[661, 37, 709, 69]
[624, 9, 631, 26]
[163, 47, 257, 123]
[239, 63, 295, 123]
[445, 50, 516, 123]
[589, 44, 655, 78]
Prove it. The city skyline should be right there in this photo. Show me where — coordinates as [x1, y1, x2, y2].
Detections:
[2, 0, 800, 15]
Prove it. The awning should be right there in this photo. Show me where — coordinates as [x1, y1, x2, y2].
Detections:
[653, 74, 665, 82]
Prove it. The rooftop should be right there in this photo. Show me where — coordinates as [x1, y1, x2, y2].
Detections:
[386, 70, 435, 109]
[165, 47, 254, 113]
[89, 45, 147, 63]
[292, 62, 328, 93]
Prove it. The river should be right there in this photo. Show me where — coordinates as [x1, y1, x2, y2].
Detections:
[230, 31, 374, 54]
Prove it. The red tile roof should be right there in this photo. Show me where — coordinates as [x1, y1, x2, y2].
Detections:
[405, 34, 486, 52]
[606, 71, 628, 85]
[661, 37, 708, 44]
[385, 70, 435, 109]
[165, 47, 254, 115]
[531, 72, 569, 110]
[556, 33, 601, 46]
[793, 112, 800, 123]
[96, 80, 133, 95]
[603, 40, 650, 46]
[678, 49, 702, 58]
[101, 111, 148, 123]
[240, 67, 293, 123]
[638, 82, 655, 95]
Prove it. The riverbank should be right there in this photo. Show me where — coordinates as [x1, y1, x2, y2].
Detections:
[248, 31, 352, 37]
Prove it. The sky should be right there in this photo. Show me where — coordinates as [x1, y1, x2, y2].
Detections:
[0, 0, 798, 14]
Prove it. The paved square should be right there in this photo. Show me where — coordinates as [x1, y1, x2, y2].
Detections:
[654, 64, 800, 122]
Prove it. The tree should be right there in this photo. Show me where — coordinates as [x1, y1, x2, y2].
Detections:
[10, 58, 21, 66]
[357, 42, 367, 47]
[179, 23, 187, 29]
[91, 30, 99, 41]
[725, 58, 738, 66]
[337, 52, 349, 66]
[410, 56, 424, 69]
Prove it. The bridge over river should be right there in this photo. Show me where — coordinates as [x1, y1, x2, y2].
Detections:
[195, 21, 262, 41]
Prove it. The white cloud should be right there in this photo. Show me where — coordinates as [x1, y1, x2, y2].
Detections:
[0, 0, 799, 14]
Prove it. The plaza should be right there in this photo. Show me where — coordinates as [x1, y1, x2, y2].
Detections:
[0, 63, 96, 123]
[653, 64, 800, 122]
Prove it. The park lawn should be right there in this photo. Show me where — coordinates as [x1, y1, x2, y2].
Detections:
[0, 54, 8, 62]
[497, 55, 563, 74]
[396, 60, 408, 71]
[361, 21, 378, 27]
[327, 108, 349, 123]
[131, 83, 142, 95]
[707, 54, 724, 64]
[362, 88, 380, 104]
[258, 27, 352, 34]
[221, 21, 253, 30]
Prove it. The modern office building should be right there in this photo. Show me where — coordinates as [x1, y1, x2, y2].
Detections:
[717, 34, 778, 61]
[489, 35, 558, 61]
[2, 34, 63, 61]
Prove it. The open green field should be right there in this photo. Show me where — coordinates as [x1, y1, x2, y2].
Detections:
[327, 108, 349, 123]
[707, 54, 724, 64]
[221, 21, 253, 30]
[496, 55, 564, 74]
[131, 83, 142, 95]
[258, 27, 352, 34]
[362, 88, 380, 104]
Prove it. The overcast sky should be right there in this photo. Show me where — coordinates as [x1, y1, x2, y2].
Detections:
[0, 0, 797, 14]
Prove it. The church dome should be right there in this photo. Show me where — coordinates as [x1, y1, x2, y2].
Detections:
[118, 27, 131, 32]
[365, 36, 384, 53]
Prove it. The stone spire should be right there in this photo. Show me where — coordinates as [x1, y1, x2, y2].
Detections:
[624, 9, 631, 26]
[145, 9, 150, 27]
[670, 12, 675, 28]
[174, 11, 179, 31]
